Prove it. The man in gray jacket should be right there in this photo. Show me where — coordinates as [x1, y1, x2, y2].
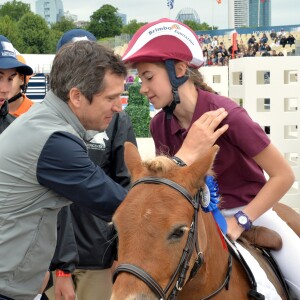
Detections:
[0, 40, 128, 300]
[46, 28, 138, 300]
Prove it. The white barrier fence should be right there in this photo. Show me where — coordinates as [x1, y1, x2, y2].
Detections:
[227, 57, 300, 211]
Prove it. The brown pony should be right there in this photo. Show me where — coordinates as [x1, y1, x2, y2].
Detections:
[111, 142, 287, 300]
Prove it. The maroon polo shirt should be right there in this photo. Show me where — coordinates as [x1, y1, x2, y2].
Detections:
[150, 89, 270, 209]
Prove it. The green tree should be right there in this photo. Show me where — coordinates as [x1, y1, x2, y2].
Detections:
[0, 0, 31, 22]
[122, 19, 147, 35]
[201, 22, 217, 30]
[48, 29, 64, 53]
[183, 20, 216, 31]
[87, 4, 122, 39]
[51, 17, 76, 33]
[125, 84, 151, 137]
[0, 15, 23, 50]
[17, 13, 52, 53]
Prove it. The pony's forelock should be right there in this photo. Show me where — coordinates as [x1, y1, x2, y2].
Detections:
[142, 156, 175, 176]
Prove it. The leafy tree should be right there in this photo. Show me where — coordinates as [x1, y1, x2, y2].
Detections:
[87, 4, 122, 39]
[0, 0, 31, 22]
[0, 15, 23, 50]
[17, 13, 52, 54]
[183, 20, 216, 31]
[48, 29, 64, 53]
[125, 84, 151, 137]
[122, 19, 147, 35]
[201, 22, 217, 30]
[51, 17, 76, 33]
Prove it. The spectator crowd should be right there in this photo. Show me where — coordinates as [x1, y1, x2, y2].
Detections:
[198, 28, 297, 66]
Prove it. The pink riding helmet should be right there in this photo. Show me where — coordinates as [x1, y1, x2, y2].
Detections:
[122, 18, 204, 69]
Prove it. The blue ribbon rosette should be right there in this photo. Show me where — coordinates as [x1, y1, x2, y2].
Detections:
[201, 175, 227, 234]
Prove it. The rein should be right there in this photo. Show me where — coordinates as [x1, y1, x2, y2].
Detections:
[113, 176, 233, 300]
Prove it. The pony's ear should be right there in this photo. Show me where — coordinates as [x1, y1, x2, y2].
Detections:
[124, 142, 145, 181]
[180, 145, 219, 191]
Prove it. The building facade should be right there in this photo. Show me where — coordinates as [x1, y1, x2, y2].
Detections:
[229, 0, 271, 28]
[228, 0, 249, 28]
[249, 0, 271, 27]
[35, 0, 64, 25]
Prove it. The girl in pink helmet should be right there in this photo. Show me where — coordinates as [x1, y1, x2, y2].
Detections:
[122, 18, 299, 298]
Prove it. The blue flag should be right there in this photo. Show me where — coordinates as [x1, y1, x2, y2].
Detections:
[167, 0, 174, 9]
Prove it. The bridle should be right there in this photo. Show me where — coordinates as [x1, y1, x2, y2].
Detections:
[113, 176, 232, 300]
[113, 177, 204, 299]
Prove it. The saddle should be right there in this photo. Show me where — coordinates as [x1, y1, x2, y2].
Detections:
[235, 226, 294, 300]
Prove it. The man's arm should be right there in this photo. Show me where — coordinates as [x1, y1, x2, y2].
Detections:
[111, 111, 137, 189]
[37, 131, 128, 221]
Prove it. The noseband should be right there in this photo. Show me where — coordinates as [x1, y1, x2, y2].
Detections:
[113, 177, 204, 300]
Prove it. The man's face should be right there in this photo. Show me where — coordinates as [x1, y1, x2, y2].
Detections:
[69, 71, 125, 131]
[0, 68, 17, 107]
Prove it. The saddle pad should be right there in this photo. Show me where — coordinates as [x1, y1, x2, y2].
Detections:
[235, 242, 281, 300]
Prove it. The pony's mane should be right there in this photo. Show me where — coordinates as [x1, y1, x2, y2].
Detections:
[142, 155, 175, 176]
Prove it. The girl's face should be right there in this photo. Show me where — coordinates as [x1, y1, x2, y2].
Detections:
[136, 62, 173, 109]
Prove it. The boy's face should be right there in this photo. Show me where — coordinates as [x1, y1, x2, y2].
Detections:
[0, 68, 17, 107]
[8, 72, 24, 100]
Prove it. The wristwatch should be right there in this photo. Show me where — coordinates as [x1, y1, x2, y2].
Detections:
[234, 211, 252, 231]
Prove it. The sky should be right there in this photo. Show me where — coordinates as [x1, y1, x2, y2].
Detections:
[4, 0, 300, 29]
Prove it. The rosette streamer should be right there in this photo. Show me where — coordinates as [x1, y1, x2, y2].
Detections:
[200, 175, 227, 234]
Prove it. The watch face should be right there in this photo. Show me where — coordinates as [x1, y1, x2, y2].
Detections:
[238, 215, 248, 225]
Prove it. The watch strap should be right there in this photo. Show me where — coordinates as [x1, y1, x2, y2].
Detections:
[234, 211, 252, 231]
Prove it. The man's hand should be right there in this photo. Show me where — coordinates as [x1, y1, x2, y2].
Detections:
[176, 108, 229, 165]
[54, 277, 76, 300]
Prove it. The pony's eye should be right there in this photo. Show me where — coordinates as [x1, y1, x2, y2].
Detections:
[169, 226, 186, 240]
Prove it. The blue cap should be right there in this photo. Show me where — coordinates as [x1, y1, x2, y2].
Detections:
[0, 35, 33, 75]
[56, 29, 97, 52]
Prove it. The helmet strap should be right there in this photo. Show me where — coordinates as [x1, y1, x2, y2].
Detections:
[163, 59, 188, 119]
[21, 74, 28, 93]
[8, 75, 26, 104]
[8, 92, 22, 104]
[21, 83, 28, 93]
